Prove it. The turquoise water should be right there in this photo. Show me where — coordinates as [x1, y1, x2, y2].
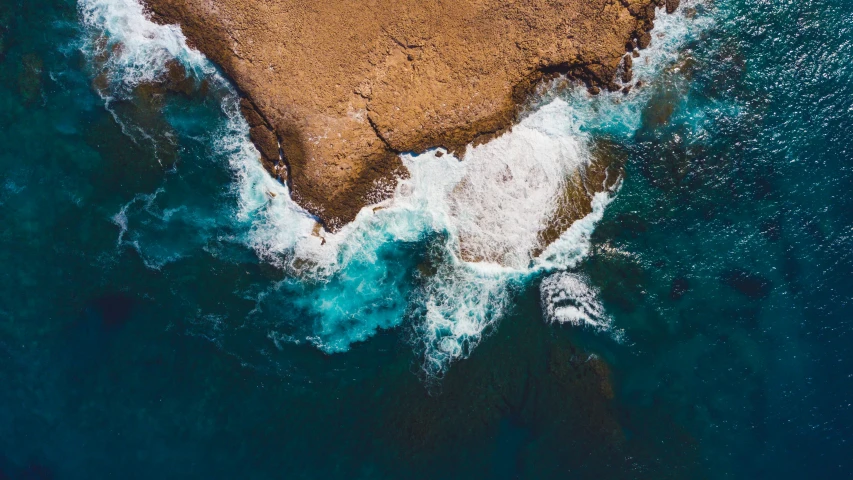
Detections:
[1, 0, 852, 478]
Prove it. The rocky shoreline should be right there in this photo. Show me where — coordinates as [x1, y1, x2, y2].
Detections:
[143, 0, 676, 231]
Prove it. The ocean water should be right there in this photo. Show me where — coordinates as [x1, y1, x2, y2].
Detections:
[1, 0, 852, 477]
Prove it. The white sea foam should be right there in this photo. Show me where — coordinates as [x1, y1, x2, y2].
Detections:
[444, 99, 589, 269]
[540, 272, 609, 330]
[111, 188, 161, 248]
[80, 0, 711, 377]
[79, 0, 211, 90]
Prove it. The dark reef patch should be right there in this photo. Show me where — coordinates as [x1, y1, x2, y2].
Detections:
[721, 269, 772, 299]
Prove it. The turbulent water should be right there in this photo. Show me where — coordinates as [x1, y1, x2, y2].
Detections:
[75, 0, 704, 375]
[1, 0, 852, 478]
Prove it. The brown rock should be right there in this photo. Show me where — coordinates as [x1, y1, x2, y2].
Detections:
[621, 55, 634, 83]
[666, 0, 681, 14]
[143, 0, 659, 230]
[532, 138, 627, 258]
[240, 99, 284, 180]
[638, 31, 653, 49]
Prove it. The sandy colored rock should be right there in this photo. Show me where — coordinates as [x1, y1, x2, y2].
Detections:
[143, 0, 661, 230]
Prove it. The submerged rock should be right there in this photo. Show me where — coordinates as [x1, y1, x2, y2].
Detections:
[670, 276, 690, 300]
[18, 53, 44, 105]
[721, 269, 772, 299]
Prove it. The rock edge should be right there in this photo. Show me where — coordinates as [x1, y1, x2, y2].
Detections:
[142, 0, 673, 231]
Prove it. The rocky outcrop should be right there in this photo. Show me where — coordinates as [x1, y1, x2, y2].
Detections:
[143, 0, 663, 230]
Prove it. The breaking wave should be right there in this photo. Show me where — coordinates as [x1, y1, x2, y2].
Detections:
[79, 0, 710, 377]
[540, 272, 610, 330]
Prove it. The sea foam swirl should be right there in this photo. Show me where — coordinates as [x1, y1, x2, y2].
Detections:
[79, 0, 711, 377]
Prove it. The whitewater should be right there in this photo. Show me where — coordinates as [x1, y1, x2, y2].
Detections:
[78, 0, 711, 377]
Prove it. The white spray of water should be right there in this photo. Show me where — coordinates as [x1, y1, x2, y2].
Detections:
[441, 99, 589, 269]
[540, 272, 609, 329]
[79, 0, 212, 88]
[79, 0, 711, 376]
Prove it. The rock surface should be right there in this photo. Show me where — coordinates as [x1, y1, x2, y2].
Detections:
[143, 0, 662, 230]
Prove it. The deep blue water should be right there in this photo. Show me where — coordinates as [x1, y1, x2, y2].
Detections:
[1, 0, 852, 478]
